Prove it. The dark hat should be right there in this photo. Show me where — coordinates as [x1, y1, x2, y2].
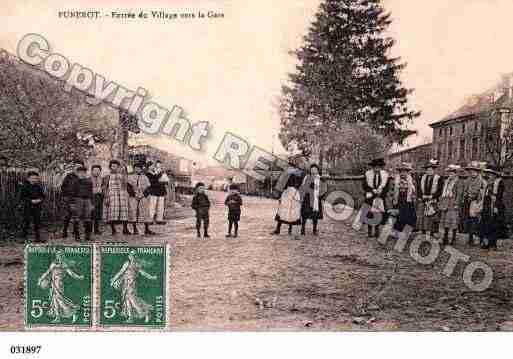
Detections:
[76, 166, 87, 172]
[109, 159, 121, 168]
[369, 158, 386, 167]
[485, 165, 502, 176]
[195, 182, 205, 189]
[229, 183, 240, 191]
[424, 159, 439, 169]
[133, 161, 146, 169]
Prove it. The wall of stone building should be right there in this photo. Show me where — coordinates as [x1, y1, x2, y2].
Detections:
[431, 110, 513, 168]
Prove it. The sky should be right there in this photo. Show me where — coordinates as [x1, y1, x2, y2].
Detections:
[2, 0, 513, 164]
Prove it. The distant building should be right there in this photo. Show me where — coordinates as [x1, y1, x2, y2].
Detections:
[430, 73, 513, 169]
[387, 143, 432, 172]
[127, 145, 194, 175]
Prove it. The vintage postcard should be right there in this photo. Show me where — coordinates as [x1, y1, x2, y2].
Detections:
[1, 0, 513, 357]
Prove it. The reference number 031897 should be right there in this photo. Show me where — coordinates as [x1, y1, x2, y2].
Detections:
[10, 345, 42, 355]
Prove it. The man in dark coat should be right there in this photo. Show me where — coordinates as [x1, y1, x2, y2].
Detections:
[20, 171, 46, 242]
[362, 158, 389, 238]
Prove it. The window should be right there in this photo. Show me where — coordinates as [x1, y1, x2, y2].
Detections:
[471, 138, 479, 160]
[474, 121, 479, 133]
[459, 139, 466, 160]
[449, 126, 453, 136]
[448, 141, 453, 160]
[436, 146, 442, 161]
[462, 123, 466, 134]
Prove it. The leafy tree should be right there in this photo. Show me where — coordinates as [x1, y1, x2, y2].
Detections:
[279, 0, 419, 168]
[0, 56, 120, 169]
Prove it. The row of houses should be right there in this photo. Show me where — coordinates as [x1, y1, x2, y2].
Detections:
[388, 73, 513, 172]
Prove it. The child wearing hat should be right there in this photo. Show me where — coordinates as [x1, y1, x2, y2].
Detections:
[224, 184, 243, 238]
[192, 182, 211, 238]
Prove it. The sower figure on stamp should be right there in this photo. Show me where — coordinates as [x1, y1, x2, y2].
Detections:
[362, 158, 389, 238]
[60, 160, 82, 239]
[300, 163, 327, 236]
[480, 165, 504, 250]
[90, 165, 104, 235]
[439, 165, 465, 246]
[110, 249, 157, 324]
[225, 183, 243, 238]
[462, 161, 487, 246]
[38, 249, 84, 323]
[192, 182, 211, 238]
[102, 160, 131, 236]
[19, 171, 45, 243]
[390, 162, 417, 235]
[417, 159, 442, 238]
[127, 162, 155, 236]
[272, 172, 302, 237]
[71, 166, 94, 241]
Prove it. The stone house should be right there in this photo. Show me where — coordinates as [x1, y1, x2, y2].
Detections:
[430, 73, 513, 170]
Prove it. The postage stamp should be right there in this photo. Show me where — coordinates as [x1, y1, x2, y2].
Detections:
[96, 245, 168, 328]
[24, 245, 93, 328]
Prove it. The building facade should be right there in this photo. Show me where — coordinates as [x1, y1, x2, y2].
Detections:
[430, 73, 513, 170]
[386, 143, 433, 172]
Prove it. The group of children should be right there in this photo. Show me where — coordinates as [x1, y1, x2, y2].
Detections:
[191, 182, 243, 238]
[19, 159, 172, 242]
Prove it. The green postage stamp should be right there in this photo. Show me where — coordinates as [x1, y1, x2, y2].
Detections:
[25, 245, 93, 328]
[97, 245, 168, 328]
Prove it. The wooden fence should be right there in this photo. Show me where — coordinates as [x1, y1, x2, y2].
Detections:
[0, 169, 64, 235]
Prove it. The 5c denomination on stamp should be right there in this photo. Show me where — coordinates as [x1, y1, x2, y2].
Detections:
[25, 245, 93, 328]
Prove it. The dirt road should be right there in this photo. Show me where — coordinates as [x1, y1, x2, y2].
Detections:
[1, 191, 513, 330]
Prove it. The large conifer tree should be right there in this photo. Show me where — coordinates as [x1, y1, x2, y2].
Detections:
[279, 0, 419, 163]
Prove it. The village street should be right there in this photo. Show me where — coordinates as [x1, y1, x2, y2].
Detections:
[1, 190, 513, 331]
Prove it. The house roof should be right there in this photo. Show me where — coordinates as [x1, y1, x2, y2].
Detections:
[387, 143, 432, 158]
[430, 78, 513, 128]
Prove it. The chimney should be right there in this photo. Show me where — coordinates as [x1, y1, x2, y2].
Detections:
[501, 73, 513, 100]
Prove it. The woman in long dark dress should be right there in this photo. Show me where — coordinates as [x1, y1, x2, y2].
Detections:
[390, 162, 417, 233]
[300, 164, 327, 236]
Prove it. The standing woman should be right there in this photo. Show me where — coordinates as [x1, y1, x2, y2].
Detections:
[390, 162, 417, 234]
[102, 160, 131, 235]
[480, 165, 504, 250]
[439, 165, 465, 245]
[300, 164, 327, 236]
[362, 158, 389, 238]
[127, 162, 155, 236]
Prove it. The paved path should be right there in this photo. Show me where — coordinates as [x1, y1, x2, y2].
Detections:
[1, 191, 513, 330]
